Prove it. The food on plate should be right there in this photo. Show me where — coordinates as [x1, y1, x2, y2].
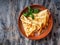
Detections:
[20, 7, 50, 37]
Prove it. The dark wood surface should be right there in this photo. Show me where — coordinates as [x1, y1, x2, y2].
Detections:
[0, 0, 60, 45]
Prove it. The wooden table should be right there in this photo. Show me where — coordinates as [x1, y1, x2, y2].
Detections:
[0, 0, 60, 45]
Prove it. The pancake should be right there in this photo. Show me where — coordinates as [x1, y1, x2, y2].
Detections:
[20, 9, 50, 37]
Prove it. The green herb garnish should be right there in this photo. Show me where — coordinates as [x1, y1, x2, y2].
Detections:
[23, 6, 40, 19]
[33, 9, 40, 13]
[23, 13, 28, 17]
[30, 13, 34, 19]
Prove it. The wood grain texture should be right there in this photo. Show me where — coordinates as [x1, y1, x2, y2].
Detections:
[0, 0, 60, 45]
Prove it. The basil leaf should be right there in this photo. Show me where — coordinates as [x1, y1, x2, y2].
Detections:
[23, 13, 28, 17]
[30, 14, 34, 19]
[33, 9, 40, 13]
